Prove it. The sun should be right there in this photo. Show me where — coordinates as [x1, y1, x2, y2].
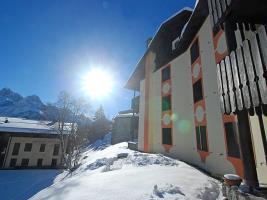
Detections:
[81, 68, 114, 99]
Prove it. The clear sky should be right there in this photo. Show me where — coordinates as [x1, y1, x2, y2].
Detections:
[0, 0, 195, 118]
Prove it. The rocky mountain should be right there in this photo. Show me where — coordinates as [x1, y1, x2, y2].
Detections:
[0, 88, 55, 120]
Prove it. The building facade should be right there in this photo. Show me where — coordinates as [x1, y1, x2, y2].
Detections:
[0, 117, 69, 169]
[125, 0, 267, 187]
[112, 112, 138, 145]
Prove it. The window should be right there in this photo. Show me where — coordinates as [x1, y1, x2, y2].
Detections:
[37, 159, 43, 167]
[10, 158, 17, 167]
[21, 159, 29, 167]
[193, 79, 203, 103]
[12, 143, 20, 155]
[24, 143, 32, 152]
[162, 66, 170, 82]
[196, 128, 201, 150]
[51, 159, 57, 167]
[190, 39, 200, 64]
[162, 96, 171, 111]
[53, 144, 60, 156]
[195, 126, 208, 151]
[162, 128, 172, 145]
[39, 144, 46, 152]
[224, 122, 240, 158]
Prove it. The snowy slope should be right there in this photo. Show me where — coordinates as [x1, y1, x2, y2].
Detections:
[30, 136, 222, 200]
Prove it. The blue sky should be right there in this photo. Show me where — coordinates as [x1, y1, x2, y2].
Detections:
[0, 0, 195, 118]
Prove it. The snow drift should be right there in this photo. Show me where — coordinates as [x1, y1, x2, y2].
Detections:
[30, 135, 222, 200]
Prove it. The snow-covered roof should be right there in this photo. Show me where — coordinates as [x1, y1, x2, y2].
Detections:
[115, 113, 139, 118]
[0, 117, 71, 135]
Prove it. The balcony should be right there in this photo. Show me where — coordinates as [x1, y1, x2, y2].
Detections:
[131, 96, 140, 114]
[207, 0, 267, 28]
[217, 25, 267, 115]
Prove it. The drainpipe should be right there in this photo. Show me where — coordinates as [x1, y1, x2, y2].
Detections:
[224, 19, 259, 189]
[131, 90, 136, 141]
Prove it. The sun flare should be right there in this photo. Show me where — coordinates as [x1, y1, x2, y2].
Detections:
[82, 68, 114, 99]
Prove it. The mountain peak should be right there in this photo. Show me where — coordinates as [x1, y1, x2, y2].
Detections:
[0, 88, 47, 120]
[0, 88, 23, 102]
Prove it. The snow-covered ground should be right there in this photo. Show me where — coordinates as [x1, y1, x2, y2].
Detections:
[0, 169, 62, 200]
[29, 134, 222, 200]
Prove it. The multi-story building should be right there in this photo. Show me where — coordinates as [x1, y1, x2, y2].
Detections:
[125, 0, 267, 188]
[0, 117, 70, 169]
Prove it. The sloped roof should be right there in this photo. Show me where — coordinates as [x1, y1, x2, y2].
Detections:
[0, 117, 71, 135]
[125, 0, 208, 90]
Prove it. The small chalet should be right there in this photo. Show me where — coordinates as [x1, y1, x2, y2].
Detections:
[0, 117, 70, 169]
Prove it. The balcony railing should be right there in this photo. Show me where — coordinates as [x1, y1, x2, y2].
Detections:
[131, 96, 140, 114]
[207, 0, 232, 27]
[217, 25, 267, 114]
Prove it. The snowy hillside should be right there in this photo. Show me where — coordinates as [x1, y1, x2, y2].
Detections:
[30, 135, 222, 200]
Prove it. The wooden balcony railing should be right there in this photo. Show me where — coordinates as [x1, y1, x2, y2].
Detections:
[217, 25, 267, 114]
[207, 0, 232, 27]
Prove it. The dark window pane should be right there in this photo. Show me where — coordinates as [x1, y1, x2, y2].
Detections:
[53, 144, 60, 156]
[51, 159, 57, 167]
[162, 66, 170, 82]
[193, 79, 203, 103]
[162, 96, 171, 111]
[190, 39, 200, 64]
[39, 144, 46, 152]
[195, 127, 201, 150]
[196, 126, 208, 151]
[10, 158, 17, 167]
[162, 128, 172, 145]
[200, 126, 208, 151]
[24, 143, 32, 152]
[225, 122, 240, 158]
[37, 159, 43, 167]
[21, 159, 29, 167]
[12, 143, 20, 155]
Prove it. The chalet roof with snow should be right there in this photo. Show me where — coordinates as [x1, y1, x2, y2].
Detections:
[0, 117, 71, 135]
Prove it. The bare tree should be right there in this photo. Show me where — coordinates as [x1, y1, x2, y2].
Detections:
[56, 91, 90, 170]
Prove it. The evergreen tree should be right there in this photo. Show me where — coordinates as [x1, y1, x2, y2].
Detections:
[94, 105, 106, 120]
[88, 106, 111, 143]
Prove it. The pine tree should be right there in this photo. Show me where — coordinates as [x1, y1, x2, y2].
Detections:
[94, 105, 106, 120]
[89, 106, 111, 143]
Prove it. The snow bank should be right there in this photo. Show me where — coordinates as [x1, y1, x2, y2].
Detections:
[30, 139, 222, 200]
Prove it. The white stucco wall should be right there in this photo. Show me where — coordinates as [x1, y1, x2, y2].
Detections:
[169, 51, 200, 164]
[136, 15, 247, 177]
[249, 115, 267, 186]
[198, 16, 236, 175]
[4, 136, 62, 168]
[138, 79, 145, 151]
[150, 69, 164, 154]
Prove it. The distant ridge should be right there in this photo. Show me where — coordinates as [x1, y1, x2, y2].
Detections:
[0, 88, 57, 120]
